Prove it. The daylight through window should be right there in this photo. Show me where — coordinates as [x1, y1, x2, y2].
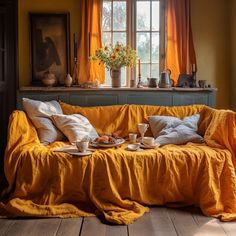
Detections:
[102, 0, 164, 86]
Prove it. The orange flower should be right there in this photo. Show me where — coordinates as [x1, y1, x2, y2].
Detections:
[111, 53, 117, 61]
[115, 47, 120, 53]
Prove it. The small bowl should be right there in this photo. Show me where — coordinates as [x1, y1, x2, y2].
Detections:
[42, 72, 57, 87]
[127, 143, 140, 151]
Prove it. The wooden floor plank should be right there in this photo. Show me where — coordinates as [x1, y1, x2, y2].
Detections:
[80, 216, 127, 236]
[56, 218, 82, 236]
[6, 218, 61, 236]
[1, 207, 235, 236]
[105, 224, 127, 236]
[167, 207, 200, 236]
[0, 219, 15, 235]
[129, 207, 177, 236]
[191, 207, 227, 236]
[219, 221, 236, 236]
[128, 211, 157, 236]
[149, 207, 178, 236]
[80, 217, 106, 236]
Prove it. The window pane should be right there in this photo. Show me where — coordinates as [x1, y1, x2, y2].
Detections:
[152, 1, 160, 31]
[137, 1, 150, 31]
[121, 67, 126, 86]
[105, 69, 111, 85]
[137, 32, 150, 63]
[137, 63, 150, 79]
[152, 33, 159, 63]
[151, 63, 159, 77]
[102, 32, 111, 45]
[113, 2, 126, 31]
[102, 2, 111, 31]
[113, 32, 126, 45]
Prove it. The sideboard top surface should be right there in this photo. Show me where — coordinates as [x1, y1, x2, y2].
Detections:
[17, 86, 217, 109]
[19, 86, 217, 92]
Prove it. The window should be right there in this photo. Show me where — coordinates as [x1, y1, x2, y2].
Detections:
[102, 0, 165, 86]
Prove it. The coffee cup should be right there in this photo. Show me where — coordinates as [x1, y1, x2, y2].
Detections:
[142, 137, 155, 146]
[129, 133, 137, 143]
[76, 140, 89, 152]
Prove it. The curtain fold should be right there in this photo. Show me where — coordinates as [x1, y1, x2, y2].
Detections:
[77, 0, 105, 85]
[165, 0, 197, 85]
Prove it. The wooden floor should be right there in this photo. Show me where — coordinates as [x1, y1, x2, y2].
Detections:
[0, 207, 236, 236]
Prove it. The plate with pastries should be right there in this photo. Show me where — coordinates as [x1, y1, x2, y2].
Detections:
[91, 133, 125, 148]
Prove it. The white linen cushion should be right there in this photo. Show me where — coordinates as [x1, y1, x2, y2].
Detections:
[51, 114, 99, 144]
[22, 98, 64, 145]
[148, 114, 204, 146]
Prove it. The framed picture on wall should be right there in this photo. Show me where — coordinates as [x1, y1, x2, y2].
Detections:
[30, 13, 70, 85]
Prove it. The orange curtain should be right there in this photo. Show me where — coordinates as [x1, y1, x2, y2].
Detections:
[166, 0, 197, 85]
[77, 0, 105, 85]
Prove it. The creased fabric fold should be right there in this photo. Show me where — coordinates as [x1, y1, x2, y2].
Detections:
[1, 105, 236, 224]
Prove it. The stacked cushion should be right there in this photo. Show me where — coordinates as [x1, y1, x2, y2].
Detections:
[51, 114, 98, 144]
[22, 98, 64, 145]
[23, 98, 98, 145]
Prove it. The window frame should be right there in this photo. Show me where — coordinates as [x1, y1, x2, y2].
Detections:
[102, 0, 166, 87]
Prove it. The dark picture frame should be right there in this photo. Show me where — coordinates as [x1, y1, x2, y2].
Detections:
[30, 13, 70, 85]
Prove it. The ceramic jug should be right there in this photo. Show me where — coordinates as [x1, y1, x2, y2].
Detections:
[147, 77, 158, 88]
[159, 69, 173, 88]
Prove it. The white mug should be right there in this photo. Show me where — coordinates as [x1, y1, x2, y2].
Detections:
[129, 133, 137, 143]
[76, 140, 89, 152]
[143, 137, 155, 146]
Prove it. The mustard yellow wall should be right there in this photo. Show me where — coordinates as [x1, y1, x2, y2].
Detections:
[19, 0, 233, 109]
[191, 0, 230, 109]
[18, 0, 81, 86]
[230, 0, 236, 111]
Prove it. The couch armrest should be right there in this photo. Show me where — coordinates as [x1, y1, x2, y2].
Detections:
[6, 110, 39, 148]
[2, 111, 40, 195]
[201, 107, 236, 168]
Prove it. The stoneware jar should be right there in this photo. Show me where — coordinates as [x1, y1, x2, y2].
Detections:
[41, 71, 57, 87]
[110, 68, 121, 87]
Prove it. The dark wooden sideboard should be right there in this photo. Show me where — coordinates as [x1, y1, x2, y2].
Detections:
[17, 87, 217, 109]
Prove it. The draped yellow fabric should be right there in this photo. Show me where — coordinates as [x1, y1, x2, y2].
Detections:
[60, 102, 205, 137]
[77, 0, 105, 84]
[1, 105, 236, 224]
[166, 0, 197, 85]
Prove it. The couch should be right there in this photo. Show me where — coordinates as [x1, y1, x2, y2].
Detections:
[0, 102, 236, 224]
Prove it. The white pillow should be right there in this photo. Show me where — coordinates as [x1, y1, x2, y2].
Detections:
[148, 114, 204, 146]
[22, 98, 64, 145]
[51, 114, 99, 144]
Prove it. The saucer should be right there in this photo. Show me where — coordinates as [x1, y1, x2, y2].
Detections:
[127, 144, 141, 151]
[140, 143, 160, 149]
[67, 149, 93, 156]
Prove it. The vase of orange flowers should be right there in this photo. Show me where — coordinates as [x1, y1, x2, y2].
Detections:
[90, 42, 137, 87]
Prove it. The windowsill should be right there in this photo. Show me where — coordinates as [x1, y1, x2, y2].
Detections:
[19, 86, 217, 92]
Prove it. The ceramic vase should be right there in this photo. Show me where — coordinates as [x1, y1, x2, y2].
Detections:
[65, 74, 73, 87]
[110, 68, 121, 87]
